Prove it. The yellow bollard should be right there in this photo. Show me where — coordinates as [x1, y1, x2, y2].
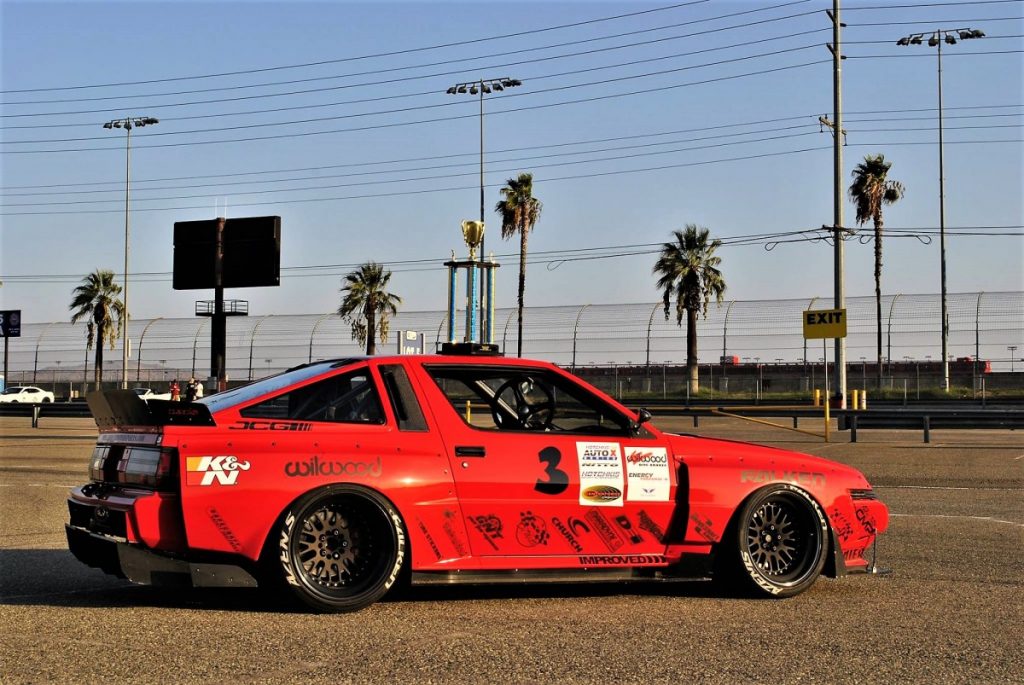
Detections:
[824, 394, 830, 443]
[861, 390, 868, 410]
[851, 389, 860, 410]
[813, 388, 821, 407]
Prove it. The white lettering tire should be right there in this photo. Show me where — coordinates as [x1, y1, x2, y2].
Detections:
[716, 484, 828, 598]
[275, 485, 406, 612]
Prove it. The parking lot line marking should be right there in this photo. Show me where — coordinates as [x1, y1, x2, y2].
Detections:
[891, 513, 1024, 528]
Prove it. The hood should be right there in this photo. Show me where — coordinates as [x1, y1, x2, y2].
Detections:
[666, 432, 871, 488]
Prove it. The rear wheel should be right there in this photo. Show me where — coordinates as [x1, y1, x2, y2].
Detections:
[275, 485, 405, 612]
[717, 484, 827, 598]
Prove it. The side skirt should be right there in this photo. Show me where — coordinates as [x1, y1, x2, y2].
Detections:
[411, 555, 713, 586]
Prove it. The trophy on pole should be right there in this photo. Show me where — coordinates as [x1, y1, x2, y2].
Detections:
[443, 220, 500, 355]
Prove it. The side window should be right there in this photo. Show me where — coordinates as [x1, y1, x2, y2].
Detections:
[426, 366, 632, 435]
[378, 364, 428, 431]
[240, 368, 385, 424]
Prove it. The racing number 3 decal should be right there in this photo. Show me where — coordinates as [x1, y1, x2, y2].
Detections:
[534, 446, 569, 495]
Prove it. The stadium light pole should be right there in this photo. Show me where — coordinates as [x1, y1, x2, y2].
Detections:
[897, 28, 984, 392]
[102, 115, 159, 389]
[445, 77, 521, 263]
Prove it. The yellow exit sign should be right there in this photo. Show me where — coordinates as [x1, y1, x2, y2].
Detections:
[803, 308, 847, 339]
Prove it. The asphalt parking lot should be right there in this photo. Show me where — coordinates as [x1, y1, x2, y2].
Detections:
[1, 416, 1021, 684]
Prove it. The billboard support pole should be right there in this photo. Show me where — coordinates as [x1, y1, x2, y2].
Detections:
[211, 217, 227, 392]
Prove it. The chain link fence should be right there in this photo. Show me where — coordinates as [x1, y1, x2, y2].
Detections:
[3, 291, 1021, 398]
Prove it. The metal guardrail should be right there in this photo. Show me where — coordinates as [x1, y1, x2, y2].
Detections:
[4, 402, 1021, 444]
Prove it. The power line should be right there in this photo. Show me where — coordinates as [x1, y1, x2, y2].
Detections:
[6, 225, 1019, 284]
[0, 60, 838, 153]
[3, 137, 1019, 216]
[4, 40, 1019, 154]
[4, 104, 1018, 191]
[2, 0, 1012, 97]
[0, 1, 723, 94]
[6, 119, 1021, 206]
[4, 38, 835, 134]
[1, 2, 817, 109]
[2, 25, 835, 124]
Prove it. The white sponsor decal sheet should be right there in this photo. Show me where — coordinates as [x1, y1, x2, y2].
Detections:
[624, 446, 671, 501]
[576, 442, 624, 507]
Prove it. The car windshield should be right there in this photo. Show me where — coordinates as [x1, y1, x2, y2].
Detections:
[3, 388, 24, 394]
[133, 388, 150, 395]
[199, 359, 361, 413]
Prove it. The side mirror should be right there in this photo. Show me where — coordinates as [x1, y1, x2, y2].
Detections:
[631, 408, 653, 434]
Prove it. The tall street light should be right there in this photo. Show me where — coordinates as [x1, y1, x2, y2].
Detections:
[897, 27, 984, 392]
[445, 77, 521, 263]
[102, 115, 159, 389]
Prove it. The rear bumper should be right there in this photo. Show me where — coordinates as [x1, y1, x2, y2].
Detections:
[65, 524, 257, 589]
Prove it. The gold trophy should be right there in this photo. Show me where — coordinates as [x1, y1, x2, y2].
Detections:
[461, 220, 485, 261]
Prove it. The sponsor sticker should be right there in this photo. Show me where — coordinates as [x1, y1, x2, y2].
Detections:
[516, 511, 550, 547]
[578, 554, 665, 566]
[283, 456, 382, 478]
[624, 446, 671, 502]
[207, 507, 243, 552]
[585, 509, 625, 552]
[467, 514, 504, 551]
[186, 455, 250, 486]
[576, 441, 624, 507]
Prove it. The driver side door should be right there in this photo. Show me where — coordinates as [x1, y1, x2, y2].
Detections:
[415, 364, 675, 564]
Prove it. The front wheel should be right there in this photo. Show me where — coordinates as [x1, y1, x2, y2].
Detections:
[717, 484, 828, 598]
[274, 485, 405, 612]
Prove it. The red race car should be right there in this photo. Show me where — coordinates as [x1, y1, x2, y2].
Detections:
[67, 352, 888, 612]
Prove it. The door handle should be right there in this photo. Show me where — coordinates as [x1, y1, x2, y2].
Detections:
[455, 446, 486, 457]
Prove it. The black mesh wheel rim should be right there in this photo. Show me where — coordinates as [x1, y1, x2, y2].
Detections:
[745, 493, 820, 584]
[292, 496, 394, 601]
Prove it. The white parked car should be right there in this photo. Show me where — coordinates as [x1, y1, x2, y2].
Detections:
[0, 386, 55, 403]
[133, 387, 171, 401]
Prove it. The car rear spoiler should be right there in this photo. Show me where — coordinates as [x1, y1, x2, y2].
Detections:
[86, 390, 216, 429]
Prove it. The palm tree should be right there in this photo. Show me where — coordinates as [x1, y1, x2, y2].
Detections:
[849, 154, 905, 386]
[338, 262, 401, 355]
[495, 172, 542, 358]
[69, 269, 124, 391]
[653, 225, 726, 394]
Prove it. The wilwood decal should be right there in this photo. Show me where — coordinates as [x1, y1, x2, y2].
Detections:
[284, 456, 382, 478]
[624, 446, 671, 502]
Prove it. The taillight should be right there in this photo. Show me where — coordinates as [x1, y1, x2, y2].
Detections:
[89, 445, 178, 491]
[119, 447, 178, 490]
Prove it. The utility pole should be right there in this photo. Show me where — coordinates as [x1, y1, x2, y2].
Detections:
[825, 0, 848, 409]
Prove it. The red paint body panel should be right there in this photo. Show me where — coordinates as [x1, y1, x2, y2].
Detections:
[67, 354, 888, 583]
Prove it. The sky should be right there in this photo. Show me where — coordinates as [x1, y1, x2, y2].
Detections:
[1, 0, 1022, 331]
